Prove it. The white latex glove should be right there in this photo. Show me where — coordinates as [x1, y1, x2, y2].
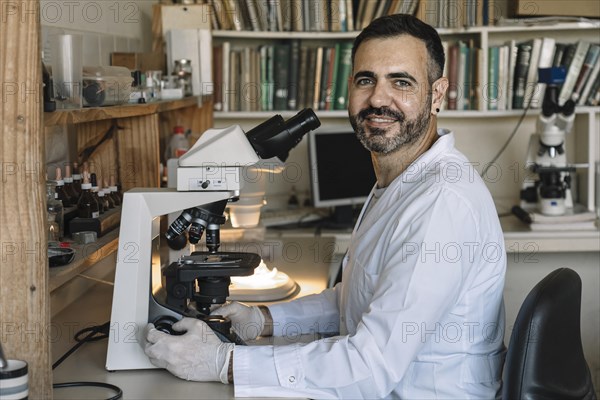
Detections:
[211, 302, 265, 341]
[144, 317, 234, 383]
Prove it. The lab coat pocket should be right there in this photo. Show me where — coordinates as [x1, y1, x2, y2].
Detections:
[404, 361, 436, 399]
[461, 352, 504, 383]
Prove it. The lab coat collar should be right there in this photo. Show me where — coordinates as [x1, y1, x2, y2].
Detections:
[353, 128, 455, 235]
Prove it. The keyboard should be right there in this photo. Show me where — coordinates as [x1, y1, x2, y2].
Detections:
[260, 208, 326, 227]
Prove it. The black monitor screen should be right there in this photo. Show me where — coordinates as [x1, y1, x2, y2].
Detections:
[309, 130, 376, 208]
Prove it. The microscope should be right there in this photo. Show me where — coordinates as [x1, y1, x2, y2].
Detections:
[520, 67, 577, 216]
[106, 109, 320, 371]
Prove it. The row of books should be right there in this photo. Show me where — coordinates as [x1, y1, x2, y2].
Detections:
[208, 0, 499, 33]
[213, 41, 352, 112]
[443, 39, 600, 111]
[487, 39, 600, 111]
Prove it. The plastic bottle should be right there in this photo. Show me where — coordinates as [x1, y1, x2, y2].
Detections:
[77, 172, 100, 218]
[165, 126, 189, 160]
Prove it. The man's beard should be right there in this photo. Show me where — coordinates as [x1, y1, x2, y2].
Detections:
[349, 102, 432, 155]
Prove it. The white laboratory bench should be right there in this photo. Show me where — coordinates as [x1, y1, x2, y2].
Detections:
[51, 237, 335, 399]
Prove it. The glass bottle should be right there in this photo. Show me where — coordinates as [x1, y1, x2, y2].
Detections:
[98, 190, 110, 214]
[102, 179, 116, 209]
[77, 172, 100, 218]
[90, 173, 104, 214]
[109, 175, 123, 204]
[54, 167, 72, 207]
[63, 165, 79, 204]
[46, 181, 64, 241]
[72, 162, 83, 195]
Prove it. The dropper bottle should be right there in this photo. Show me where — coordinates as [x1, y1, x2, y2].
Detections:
[72, 162, 83, 194]
[90, 173, 104, 214]
[55, 167, 72, 207]
[77, 172, 100, 218]
[63, 165, 79, 204]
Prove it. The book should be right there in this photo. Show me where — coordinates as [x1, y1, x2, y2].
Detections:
[523, 37, 542, 108]
[287, 39, 301, 110]
[334, 42, 353, 110]
[512, 41, 533, 109]
[212, 45, 223, 111]
[558, 40, 591, 105]
[327, 43, 341, 111]
[313, 46, 324, 110]
[221, 41, 231, 112]
[497, 45, 509, 111]
[578, 58, 600, 106]
[506, 39, 518, 110]
[571, 44, 600, 103]
[273, 44, 290, 110]
[447, 42, 460, 110]
[585, 68, 600, 106]
[488, 46, 500, 111]
[530, 37, 556, 109]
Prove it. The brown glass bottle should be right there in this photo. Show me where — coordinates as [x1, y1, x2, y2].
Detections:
[63, 165, 80, 204]
[54, 167, 73, 207]
[102, 179, 116, 209]
[72, 162, 83, 196]
[77, 173, 100, 218]
[90, 173, 105, 214]
[109, 175, 122, 205]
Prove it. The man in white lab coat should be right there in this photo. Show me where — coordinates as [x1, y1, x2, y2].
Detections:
[145, 14, 507, 399]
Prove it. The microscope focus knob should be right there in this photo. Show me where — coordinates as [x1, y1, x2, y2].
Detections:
[172, 283, 187, 299]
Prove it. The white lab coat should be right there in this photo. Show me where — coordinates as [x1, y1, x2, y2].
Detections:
[234, 130, 507, 399]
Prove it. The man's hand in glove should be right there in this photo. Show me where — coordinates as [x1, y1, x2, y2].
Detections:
[144, 317, 234, 383]
[211, 302, 273, 341]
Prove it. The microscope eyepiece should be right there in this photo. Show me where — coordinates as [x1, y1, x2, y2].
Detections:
[246, 108, 321, 162]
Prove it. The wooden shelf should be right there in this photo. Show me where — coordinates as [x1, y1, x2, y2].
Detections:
[49, 229, 119, 292]
[44, 96, 203, 127]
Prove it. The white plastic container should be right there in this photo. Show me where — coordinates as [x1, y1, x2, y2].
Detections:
[82, 66, 133, 107]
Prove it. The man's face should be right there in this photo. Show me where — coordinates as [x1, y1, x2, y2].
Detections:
[348, 35, 433, 155]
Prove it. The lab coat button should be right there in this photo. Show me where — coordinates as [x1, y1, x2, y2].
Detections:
[289, 376, 296, 383]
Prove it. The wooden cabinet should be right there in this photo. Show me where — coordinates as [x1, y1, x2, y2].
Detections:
[45, 96, 214, 292]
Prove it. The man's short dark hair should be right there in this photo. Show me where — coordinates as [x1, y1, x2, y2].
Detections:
[352, 14, 445, 84]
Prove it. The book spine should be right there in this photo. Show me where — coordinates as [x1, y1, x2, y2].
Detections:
[334, 42, 353, 110]
[571, 44, 600, 102]
[558, 41, 591, 105]
[512, 42, 532, 109]
[287, 39, 300, 110]
[273, 44, 290, 110]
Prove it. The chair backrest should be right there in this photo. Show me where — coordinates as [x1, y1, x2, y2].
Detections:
[503, 268, 596, 400]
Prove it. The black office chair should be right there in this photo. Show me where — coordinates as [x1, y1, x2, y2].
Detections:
[503, 268, 597, 400]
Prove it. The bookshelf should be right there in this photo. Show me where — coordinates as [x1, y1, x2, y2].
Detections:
[211, 20, 599, 218]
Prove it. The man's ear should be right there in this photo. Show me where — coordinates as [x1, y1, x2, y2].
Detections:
[431, 77, 449, 114]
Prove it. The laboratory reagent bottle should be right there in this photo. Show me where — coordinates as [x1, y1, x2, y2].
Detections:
[77, 173, 100, 218]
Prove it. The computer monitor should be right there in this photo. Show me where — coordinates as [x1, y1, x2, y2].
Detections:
[308, 128, 377, 226]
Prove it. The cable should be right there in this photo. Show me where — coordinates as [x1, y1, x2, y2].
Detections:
[481, 98, 533, 178]
[52, 322, 109, 370]
[53, 382, 122, 400]
[52, 322, 123, 400]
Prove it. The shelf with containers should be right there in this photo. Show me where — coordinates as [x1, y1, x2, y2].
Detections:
[44, 96, 214, 292]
